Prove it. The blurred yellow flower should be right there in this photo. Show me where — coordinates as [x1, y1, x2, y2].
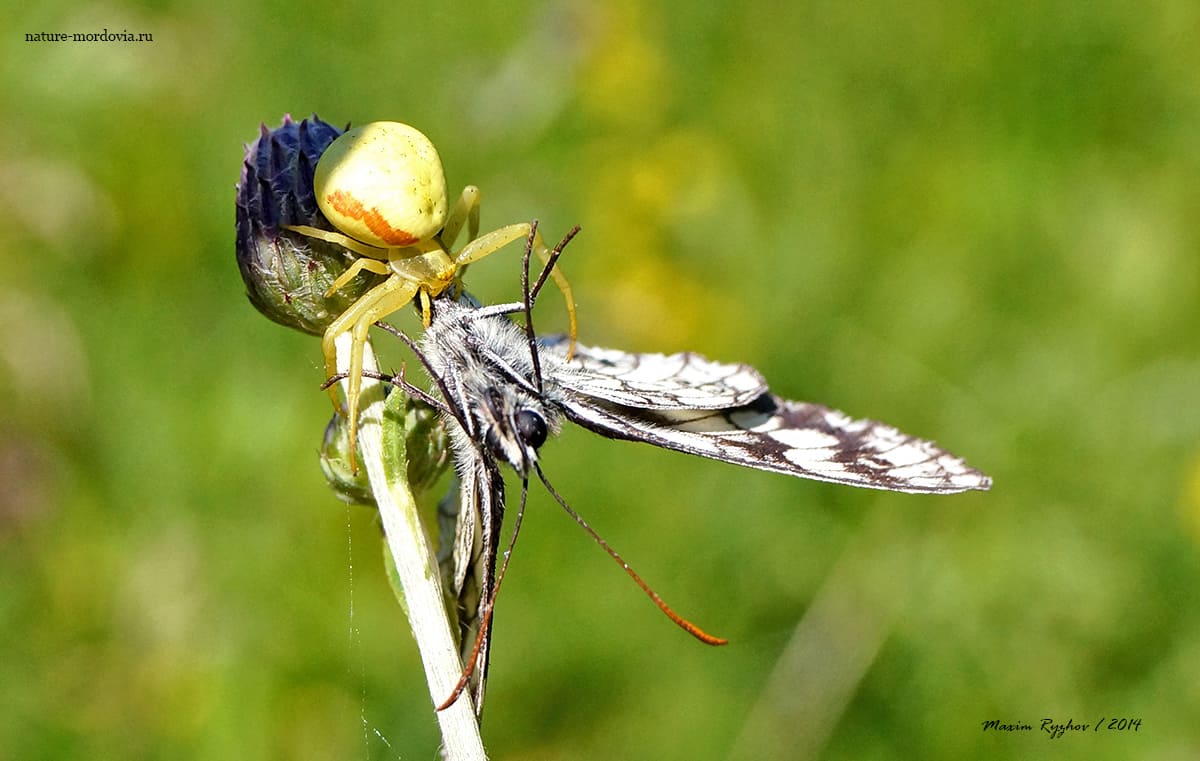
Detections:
[577, 0, 671, 129]
[1182, 452, 1200, 546]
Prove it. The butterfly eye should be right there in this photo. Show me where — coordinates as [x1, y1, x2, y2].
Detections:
[515, 409, 548, 450]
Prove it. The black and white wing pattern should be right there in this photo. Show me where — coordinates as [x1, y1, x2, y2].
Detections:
[540, 336, 991, 494]
[411, 294, 991, 714]
[435, 451, 504, 717]
[548, 342, 769, 409]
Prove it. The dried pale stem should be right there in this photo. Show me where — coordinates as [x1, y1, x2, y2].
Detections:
[335, 333, 486, 760]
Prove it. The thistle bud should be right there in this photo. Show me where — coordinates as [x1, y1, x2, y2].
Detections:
[235, 114, 385, 335]
[319, 410, 375, 506]
[319, 386, 451, 505]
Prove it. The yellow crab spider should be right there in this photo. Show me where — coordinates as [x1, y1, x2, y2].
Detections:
[285, 121, 576, 466]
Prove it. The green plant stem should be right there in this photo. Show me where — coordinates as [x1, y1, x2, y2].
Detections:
[336, 334, 486, 760]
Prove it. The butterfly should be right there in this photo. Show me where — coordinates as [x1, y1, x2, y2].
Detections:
[372, 226, 991, 715]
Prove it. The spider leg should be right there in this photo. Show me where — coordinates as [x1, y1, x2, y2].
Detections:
[320, 276, 421, 468]
[283, 224, 388, 259]
[438, 185, 481, 251]
[455, 222, 578, 358]
[324, 256, 391, 297]
[320, 253, 432, 412]
[530, 230, 577, 358]
[417, 287, 434, 327]
[344, 280, 423, 467]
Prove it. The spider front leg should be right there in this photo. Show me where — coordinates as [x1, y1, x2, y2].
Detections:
[321, 274, 420, 468]
[454, 223, 578, 355]
[317, 256, 393, 411]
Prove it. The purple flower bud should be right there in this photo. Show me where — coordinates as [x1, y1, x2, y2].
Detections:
[235, 114, 385, 335]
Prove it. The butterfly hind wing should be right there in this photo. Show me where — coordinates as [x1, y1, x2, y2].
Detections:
[553, 373, 991, 494]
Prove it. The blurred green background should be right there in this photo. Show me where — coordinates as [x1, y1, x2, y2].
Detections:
[3, 1, 1198, 759]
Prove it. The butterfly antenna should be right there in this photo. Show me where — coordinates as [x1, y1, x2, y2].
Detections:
[522, 223, 583, 395]
[520, 221, 545, 394]
[374, 321, 473, 434]
[437, 476, 532, 711]
[530, 224, 581, 301]
[533, 462, 728, 646]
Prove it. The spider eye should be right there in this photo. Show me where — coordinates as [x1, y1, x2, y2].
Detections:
[515, 410, 548, 450]
[313, 121, 449, 248]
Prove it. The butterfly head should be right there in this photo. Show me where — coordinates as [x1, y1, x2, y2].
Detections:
[477, 386, 558, 475]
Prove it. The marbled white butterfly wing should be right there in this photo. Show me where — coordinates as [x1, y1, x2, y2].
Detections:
[546, 339, 769, 409]
[410, 290, 991, 714]
[540, 335, 991, 494]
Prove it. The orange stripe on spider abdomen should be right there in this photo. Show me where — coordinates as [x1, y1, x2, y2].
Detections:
[325, 189, 419, 247]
